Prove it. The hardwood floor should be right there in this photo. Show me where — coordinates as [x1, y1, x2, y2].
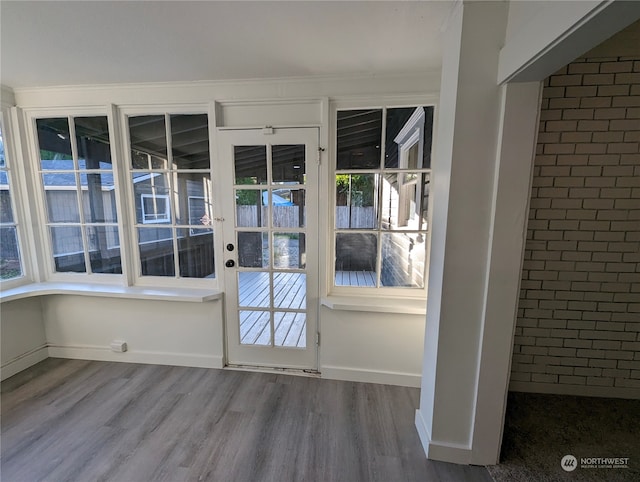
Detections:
[1, 359, 493, 482]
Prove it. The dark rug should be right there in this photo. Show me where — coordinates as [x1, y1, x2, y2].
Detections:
[487, 392, 640, 482]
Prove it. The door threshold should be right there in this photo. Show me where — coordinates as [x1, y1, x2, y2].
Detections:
[224, 364, 321, 378]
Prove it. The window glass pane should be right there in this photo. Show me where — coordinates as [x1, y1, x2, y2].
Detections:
[43, 174, 80, 223]
[0, 227, 22, 279]
[274, 312, 306, 348]
[272, 145, 305, 184]
[87, 226, 122, 274]
[337, 109, 382, 170]
[138, 227, 175, 276]
[274, 273, 306, 309]
[381, 172, 429, 230]
[174, 172, 211, 225]
[171, 114, 210, 170]
[0, 126, 5, 167]
[381, 232, 426, 288]
[0, 184, 14, 223]
[81, 172, 118, 223]
[273, 189, 305, 228]
[235, 189, 267, 228]
[132, 173, 171, 224]
[335, 233, 377, 286]
[274, 232, 305, 269]
[335, 174, 377, 229]
[75, 116, 112, 170]
[177, 228, 215, 278]
[50, 226, 85, 273]
[238, 231, 268, 268]
[129, 115, 168, 169]
[37, 118, 73, 170]
[385, 106, 433, 169]
[239, 310, 271, 345]
[234, 145, 267, 184]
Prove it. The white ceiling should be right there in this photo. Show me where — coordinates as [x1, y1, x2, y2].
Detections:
[1, 0, 453, 89]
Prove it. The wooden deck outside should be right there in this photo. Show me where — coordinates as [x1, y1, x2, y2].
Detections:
[236, 270, 375, 348]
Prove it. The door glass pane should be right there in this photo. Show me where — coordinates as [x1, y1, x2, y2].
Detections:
[335, 174, 377, 229]
[239, 310, 271, 345]
[238, 271, 270, 308]
[273, 272, 306, 309]
[272, 144, 305, 184]
[88, 226, 122, 274]
[174, 172, 211, 225]
[137, 227, 174, 276]
[274, 312, 306, 348]
[37, 118, 74, 170]
[238, 231, 268, 268]
[234, 145, 267, 184]
[177, 228, 215, 278]
[129, 115, 168, 169]
[0, 188, 14, 223]
[50, 226, 85, 273]
[75, 116, 112, 170]
[81, 173, 117, 223]
[337, 109, 382, 169]
[0, 227, 22, 279]
[335, 233, 377, 286]
[43, 174, 80, 222]
[274, 232, 305, 269]
[171, 114, 209, 169]
[381, 172, 429, 230]
[272, 189, 305, 228]
[381, 232, 426, 288]
[235, 189, 267, 227]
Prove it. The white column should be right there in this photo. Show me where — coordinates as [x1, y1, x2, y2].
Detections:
[415, 1, 541, 465]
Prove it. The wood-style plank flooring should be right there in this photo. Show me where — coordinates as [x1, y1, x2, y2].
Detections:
[1, 359, 493, 482]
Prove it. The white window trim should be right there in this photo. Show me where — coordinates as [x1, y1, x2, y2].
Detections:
[141, 193, 171, 224]
[120, 103, 221, 289]
[328, 96, 437, 299]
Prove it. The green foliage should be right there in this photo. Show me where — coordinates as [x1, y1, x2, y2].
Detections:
[235, 177, 260, 205]
[336, 174, 375, 206]
[40, 149, 72, 161]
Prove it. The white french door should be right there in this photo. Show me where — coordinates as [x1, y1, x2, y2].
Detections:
[218, 127, 319, 370]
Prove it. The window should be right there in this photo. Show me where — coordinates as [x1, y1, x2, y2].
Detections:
[128, 113, 214, 279]
[35, 116, 122, 275]
[334, 106, 433, 289]
[0, 117, 24, 281]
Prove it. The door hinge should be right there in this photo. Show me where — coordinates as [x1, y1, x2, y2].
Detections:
[316, 332, 320, 346]
[317, 147, 325, 165]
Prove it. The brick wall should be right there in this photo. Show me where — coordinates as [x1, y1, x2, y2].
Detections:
[511, 55, 640, 397]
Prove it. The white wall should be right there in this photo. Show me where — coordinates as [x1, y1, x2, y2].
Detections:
[1, 298, 47, 380]
[43, 295, 225, 368]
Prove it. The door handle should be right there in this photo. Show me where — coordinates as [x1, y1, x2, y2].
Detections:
[226, 243, 235, 251]
[225, 260, 235, 268]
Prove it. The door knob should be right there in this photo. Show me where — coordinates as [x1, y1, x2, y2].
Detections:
[225, 259, 235, 268]
[226, 243, 235, 251]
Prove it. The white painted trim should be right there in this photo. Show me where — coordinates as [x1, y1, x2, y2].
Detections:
[320, 296, 426, 315]
[320, 365, 421, 388]
[47, 344, 223, 369]
[0, 344, 48, 381]
[509, 381, 640, 400]
[415, 409, 473, 465]
[1, 85, 16, 109]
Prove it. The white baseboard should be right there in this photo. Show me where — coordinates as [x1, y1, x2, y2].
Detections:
[320, 365, 421, 387]
[1, 344, 49, 381]
[509, 381, 640, 400]
[47, 344, 224, 369]
[414, 409, 473, 464]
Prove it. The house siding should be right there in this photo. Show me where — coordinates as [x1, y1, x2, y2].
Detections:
[511, 56, 640, 395]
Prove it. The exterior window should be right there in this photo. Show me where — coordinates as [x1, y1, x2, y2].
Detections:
[334, 106, 433, 288]
[0, 121, 24, 281]
[36, 116, 121, 274]
[128, 113, 214, 279]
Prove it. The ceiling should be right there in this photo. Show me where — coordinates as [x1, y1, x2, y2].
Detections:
[0, 0, 453, 90]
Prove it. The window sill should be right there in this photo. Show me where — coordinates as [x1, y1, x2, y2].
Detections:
[321, 296, 426, 315]
[0, 282, 222, 304]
